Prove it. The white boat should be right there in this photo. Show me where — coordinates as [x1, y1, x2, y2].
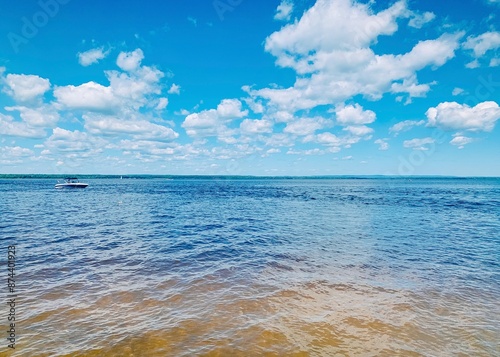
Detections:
[55, 177, 89, 189]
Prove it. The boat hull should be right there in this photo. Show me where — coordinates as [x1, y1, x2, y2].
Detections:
[55, 183, 89, 189]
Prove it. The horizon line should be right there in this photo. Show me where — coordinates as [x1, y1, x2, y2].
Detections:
[1, 174, 499, 179]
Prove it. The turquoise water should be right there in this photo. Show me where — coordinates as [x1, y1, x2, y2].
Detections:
[1, 178, 499, 356]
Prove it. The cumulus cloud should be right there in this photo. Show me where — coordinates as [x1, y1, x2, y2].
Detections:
[240, 119, 273, 134]
[3, 74, 51, 102]
[54, 81, 118, 111]
[426, 101, 500, 132]
[156, 97, 168, 110]
[463, 31, 500, 58]
[403, 137, 435, 150]
[389, 119, 425, 134]
[284, 117, 330, 136]
[452, 87, 464, 96]
[84, 114, 178, 141]
[408, 11, 435, 29]
[217, 99, 248, 118]
[0, 113, 46, 138]
[343, 125, 373, 136]
[168, 83, 181, 94]
[450, 135, 473, 149]
[42, 127, 107, 155]
[78, 47, 109, 66]
[4, 105, 59, 127]
[374, 138, 389, 150]
[0, 146, 33, 157]
[274, 0, 293, 21]
[269, 110, 294, 123]
[249, 0, 462, 111]
[463, 31, 500, 67]
[55, 50, 164, 113]
[107, 67, 163, 105]
[182, 99, 246, 138]
[0, 145, 34, 165]
[183, 110, 220, 137]
[116, 48, 144, 72]
[335, 104, 376, 125]
[315, 132, 361, 149]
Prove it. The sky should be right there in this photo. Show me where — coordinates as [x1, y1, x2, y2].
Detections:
[0, 0, 499, 176]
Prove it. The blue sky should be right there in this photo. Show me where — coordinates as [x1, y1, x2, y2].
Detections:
[0, 0, 499, 176]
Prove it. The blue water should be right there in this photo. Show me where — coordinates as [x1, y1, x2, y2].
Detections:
[1, 178, 499, 356]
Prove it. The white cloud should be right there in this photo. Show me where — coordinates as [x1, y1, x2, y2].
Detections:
[335, 104, 376, 125]
[118, 139, 178, 156]
[168, 83, 181, 94]
[182, 100, 247, 137]
[274, 0, 294, 21]
[463, 31, 500, 58]
[55, 50, 164, 113]
[465, 59, 480, 69]
[54, 81, 118, 111]
[269, 110, 294, 123]
[3, 74, 51, 102]
[452, 87, 464, 96]
[343, 125, 373, 136]
[183, 110, 219, 137]
[107, 67, 163, 106]
[78, 47, 109, 66]
[264, 133, 294, 147]
[390, 75, 435, 101]
[426, 101, 500, 132]
[374, 138, 389, 150]
[408, 11, 435, 29]
[84, 114, 178, 141]
[0, 113, 46, 138]
[389, 119, 425, 134]
[156, 97, 168, 110]
[243, 97, 265, 114]
[403, 137, 435, 150]
[450, 135, 473, 149]
[0, 146, 34, 157]
[284, 117, 329, 136]
[217, 99, 248, 118]
[266, 0, 408, 58]
[316, 132, 360, 148]
[42, 127, 107, 155]
[287, 148, 325, 155]
[182, 115, 234, 141]
[0, 145, 34, 165]
[251, 0, 462, 111]
[116, 49, 144, 72]
[4, 105, 59, 127]
[240, 119, 273, 134]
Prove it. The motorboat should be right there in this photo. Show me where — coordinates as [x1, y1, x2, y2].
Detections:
[55, 177, 89, 189]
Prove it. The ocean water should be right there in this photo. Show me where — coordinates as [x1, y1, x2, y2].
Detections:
[1, 177, 499, 356]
